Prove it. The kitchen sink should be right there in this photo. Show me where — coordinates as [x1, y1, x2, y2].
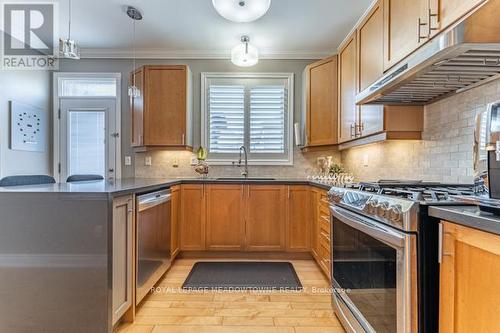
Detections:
[216, 177, 276, 181]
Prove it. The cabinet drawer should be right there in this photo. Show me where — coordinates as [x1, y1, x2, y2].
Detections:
[319, 203, 330, 217]
[319, 232, 331, 255]
[319, 216, 331, 237]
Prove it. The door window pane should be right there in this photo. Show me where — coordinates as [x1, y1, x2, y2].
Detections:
[68, 111, 106, 177]
[60, 78, 117, 97]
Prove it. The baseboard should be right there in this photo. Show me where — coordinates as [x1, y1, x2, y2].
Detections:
[178, 251, 313, 260]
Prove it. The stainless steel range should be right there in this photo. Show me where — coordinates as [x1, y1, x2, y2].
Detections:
[327, 181, 475, 333]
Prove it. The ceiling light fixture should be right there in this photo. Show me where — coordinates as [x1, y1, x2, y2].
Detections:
[231, 36, 259, 67]
[59, 0, 80, 59]
[212, 0, 271, 23]
[127, 6, 143, 98]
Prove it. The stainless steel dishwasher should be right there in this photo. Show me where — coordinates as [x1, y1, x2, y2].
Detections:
[136, 189, 171, 304]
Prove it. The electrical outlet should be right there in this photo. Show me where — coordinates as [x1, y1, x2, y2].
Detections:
[145, 156, 152, 166]
[363, 154, 369, 167]
[124, 156, 132, 166]
[190, 157, 198, 166]
[172, 158, 179, 168]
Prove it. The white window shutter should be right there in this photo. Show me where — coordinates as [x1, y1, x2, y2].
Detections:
[250, 86, 286, 154]
[208, 85, 245, 153]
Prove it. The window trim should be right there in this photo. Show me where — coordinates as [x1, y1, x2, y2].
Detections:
[201, 72, 294, 166]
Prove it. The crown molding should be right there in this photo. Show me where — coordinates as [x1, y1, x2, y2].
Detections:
[79, 48, 332, 60]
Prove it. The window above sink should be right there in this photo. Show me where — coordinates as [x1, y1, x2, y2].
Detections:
[201, 72, 294, 166]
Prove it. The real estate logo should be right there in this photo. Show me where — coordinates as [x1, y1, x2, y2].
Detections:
[1, 1, 59, 70]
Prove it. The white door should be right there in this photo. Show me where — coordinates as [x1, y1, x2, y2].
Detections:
[59, 98, 117, 181]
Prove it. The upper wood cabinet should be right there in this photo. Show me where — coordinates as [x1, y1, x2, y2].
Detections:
[338, 33, 358, 143]
[357, 1, 385, 137]
[430, 0, 487, 39]
[245, 185, 286, 251]
[383, 0, 428, 70]
[304, 56, 338, 149]
[205, 184, 245, 251]
[439, 221, 500, 333]
[286, 186, 311, 252]
[130, 65, 193, 149]
[180, 184, 205, 251]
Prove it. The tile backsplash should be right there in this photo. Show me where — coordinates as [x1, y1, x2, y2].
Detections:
[135, 147, 341, 179]
[342, 78, 500, 184]
[135, 78, 500, 183]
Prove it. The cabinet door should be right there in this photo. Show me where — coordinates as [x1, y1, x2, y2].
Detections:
[286, 186, 311, 252]
[206, 185, 245, 251]
[306, 56, 338, 146]
[358, 1, 384, 137]
[440, 221, 500, 333]
[180, 184, 205, 250]
[245, 185, 286, 251]
[338, 33, 358, 143]
[383, 0, 428, 71]
[112, 195, 134, 325]
[171, 186, 180, 259]
[144, 66, 186, 146]
[432, 0, 486, 37]
[130, 68, 144, 147]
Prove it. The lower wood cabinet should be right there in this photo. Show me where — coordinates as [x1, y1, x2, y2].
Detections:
[171, 185, 180, 259]
[112, 195, 134, 325]
[245, 185, 286, 251]
[286, 185, 311, 252]
[311, 187, 332, 280]
[440, 221, 500, 333]
[206, 184, 245, 251]
[180, 184, 205, 251]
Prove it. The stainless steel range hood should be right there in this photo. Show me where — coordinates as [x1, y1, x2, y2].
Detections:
[357, 1, 500, 106]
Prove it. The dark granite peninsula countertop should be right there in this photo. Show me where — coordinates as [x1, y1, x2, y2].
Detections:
[0, 177, 332, 196]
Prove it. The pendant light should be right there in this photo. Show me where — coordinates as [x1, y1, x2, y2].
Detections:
[231, 36, 259, 67]
[127, 6, 143, 98]
[59, 0, 80, 59]
[213, 0, 271, 23]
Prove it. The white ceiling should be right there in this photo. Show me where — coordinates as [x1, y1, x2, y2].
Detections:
[60, 0, 373, 59]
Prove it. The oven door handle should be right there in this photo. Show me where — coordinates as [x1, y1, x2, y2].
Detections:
[330, 206, 406, 249]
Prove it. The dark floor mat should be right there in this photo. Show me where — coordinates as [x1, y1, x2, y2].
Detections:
[182, 262, 302, 290]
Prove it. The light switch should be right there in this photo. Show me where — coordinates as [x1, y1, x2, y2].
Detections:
[124, 156, 132, 166]
[145, 156, 152, 166]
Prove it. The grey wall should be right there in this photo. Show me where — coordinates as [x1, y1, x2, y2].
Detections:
[0, 70, 52, 178]
[58, 58, 316, 178]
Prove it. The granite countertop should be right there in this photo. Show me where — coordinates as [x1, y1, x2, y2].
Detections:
[0, 177, 332, 196]
[429, 205, 500, 236]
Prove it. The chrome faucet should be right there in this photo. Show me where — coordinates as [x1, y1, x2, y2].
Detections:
[237, 145, 249, 178]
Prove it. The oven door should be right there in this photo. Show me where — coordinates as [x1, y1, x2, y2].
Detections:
[330, 205, 417, 333]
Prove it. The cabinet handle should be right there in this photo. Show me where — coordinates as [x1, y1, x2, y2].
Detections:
[428, 9, 439, 37]
[287, 186, 290, 199]
[181, 134, 185, 145]
[139, 134, 143, 146]
[418, 18, 428, 42]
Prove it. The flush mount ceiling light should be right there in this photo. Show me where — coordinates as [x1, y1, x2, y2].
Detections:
[213, 0, 271, 23]
[231, 36, 259, 67]
[127, 6, 143, 98]
[59, 0, 80, 59]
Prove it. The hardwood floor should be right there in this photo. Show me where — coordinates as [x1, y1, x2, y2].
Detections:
[117, 259, 345, 333]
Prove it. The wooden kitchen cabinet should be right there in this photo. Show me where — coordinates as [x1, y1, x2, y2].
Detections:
[130, 65, 193, 149]
[303, 56, 339, 149]
[180, 184, 205, 251]
[286, 186, 311, 252]
[310, 187, 331, 280]
[383, 0, 428, 71]
[338, 32, 358, 144]
[357, 0, 384, 137]
[206, 184, 245, 251]
[430, 0, 487, 39]
[439, 221, 500, 333]
[245, 185, 286, 251]
[171, 185, 180, 259]
[112, 195, 134, 325]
